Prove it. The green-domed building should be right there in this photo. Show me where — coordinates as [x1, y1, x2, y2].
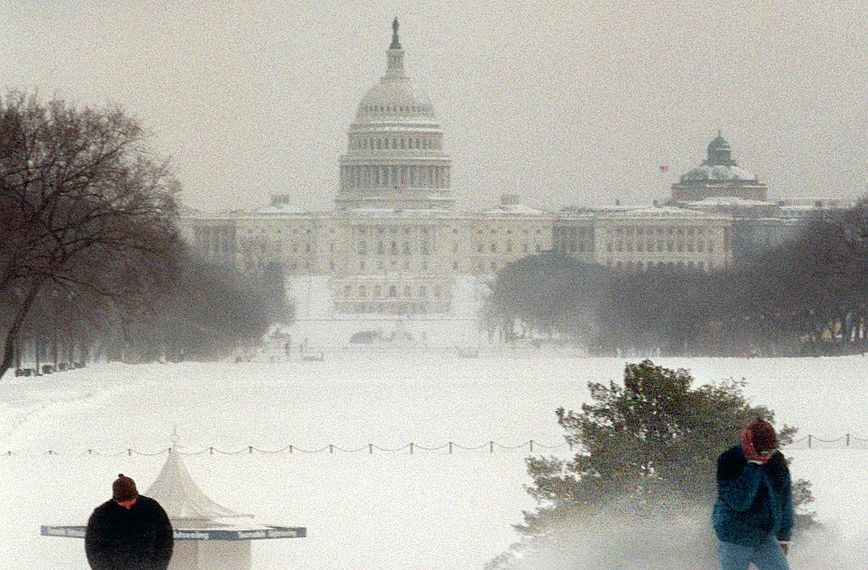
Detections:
[671, 131, 768, 202]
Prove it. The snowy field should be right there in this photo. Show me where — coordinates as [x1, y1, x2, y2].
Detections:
[0, 354, 866, 569]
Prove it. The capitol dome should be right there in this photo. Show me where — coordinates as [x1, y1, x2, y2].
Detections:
[356, 77, 435, 121]
[336, 18, 453, 210]
[354, 18, 436, 123]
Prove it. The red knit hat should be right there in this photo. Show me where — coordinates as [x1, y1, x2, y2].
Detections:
[112, 474, 138, 501]
[744, 419, 778, 453]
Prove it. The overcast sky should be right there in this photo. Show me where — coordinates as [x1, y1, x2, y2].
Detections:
[2, 1, 865, 212]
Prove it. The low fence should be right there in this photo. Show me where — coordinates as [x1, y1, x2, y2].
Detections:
[3, 434, 866, 457]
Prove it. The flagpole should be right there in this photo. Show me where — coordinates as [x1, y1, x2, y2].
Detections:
[658, 164, 670, 205]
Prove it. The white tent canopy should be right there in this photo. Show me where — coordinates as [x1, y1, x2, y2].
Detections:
[145, 450, 252, 522]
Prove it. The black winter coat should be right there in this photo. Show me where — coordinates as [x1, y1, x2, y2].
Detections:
[85, 495, 174, 570]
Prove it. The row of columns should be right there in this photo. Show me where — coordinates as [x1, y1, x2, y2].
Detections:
[350, 134, 440, 151]
[341, 164, 450, 190]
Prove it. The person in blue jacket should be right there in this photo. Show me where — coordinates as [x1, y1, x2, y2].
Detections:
[712, 418, 794, 570]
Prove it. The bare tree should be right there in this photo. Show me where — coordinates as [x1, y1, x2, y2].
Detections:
[0, 92, 180, 379]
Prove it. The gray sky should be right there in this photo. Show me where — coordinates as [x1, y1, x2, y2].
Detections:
[2, 1, 865, 212]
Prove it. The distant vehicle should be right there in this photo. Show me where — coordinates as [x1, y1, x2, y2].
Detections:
[350, 331, 381, 344]
[456, 347, 480, 358]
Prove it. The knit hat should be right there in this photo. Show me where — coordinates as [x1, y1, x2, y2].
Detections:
[112, 474, 138, 501]
[744, 418, 778, 452]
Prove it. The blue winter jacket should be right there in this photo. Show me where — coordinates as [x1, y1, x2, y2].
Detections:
[712, 445, 794, 547]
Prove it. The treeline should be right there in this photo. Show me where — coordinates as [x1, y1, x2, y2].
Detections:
[485, 203, 866, 356]
[7, 252, 275, 368]
[0, 92, 274, 378]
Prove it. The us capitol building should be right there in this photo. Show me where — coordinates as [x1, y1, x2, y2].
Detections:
[181, 19, 854, 344]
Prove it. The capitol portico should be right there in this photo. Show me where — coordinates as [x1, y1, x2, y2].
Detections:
[181, 19, 844, 344]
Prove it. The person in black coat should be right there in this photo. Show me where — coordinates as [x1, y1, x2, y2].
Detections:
[85, 474, 174, 570]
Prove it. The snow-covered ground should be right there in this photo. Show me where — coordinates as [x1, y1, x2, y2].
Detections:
[0, 354, 865, 569]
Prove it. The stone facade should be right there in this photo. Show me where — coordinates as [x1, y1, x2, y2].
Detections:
[555, 207, 731, 272]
